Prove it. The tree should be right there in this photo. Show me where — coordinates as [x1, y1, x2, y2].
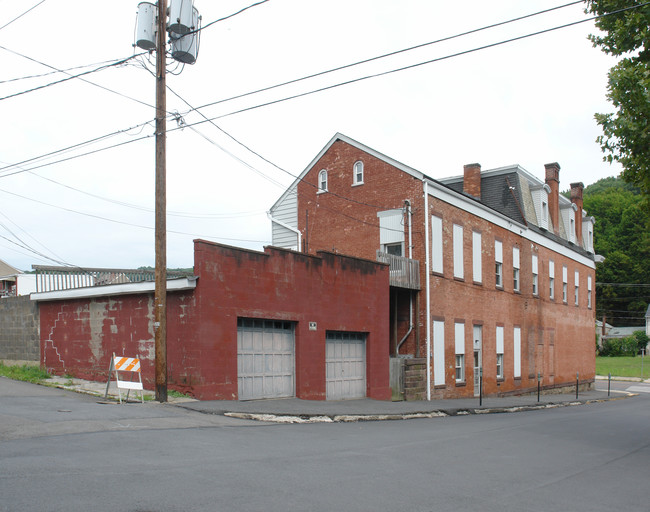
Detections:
[582, 177, 650, 327]
[585, 1, 650, 198]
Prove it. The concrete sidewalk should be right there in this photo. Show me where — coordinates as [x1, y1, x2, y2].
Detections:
[44, 375, 635, 423]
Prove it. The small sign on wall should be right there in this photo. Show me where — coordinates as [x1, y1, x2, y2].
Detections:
[309, 321, 317, 331]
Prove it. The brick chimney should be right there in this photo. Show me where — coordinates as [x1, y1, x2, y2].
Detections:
[570, 182, 584, 246]
[463, 163, 481, 199]
[545, 162, 560, 235]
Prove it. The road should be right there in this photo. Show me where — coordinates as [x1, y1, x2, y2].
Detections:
[1, 378, 649, 512]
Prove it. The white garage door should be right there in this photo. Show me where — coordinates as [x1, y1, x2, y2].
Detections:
[237, 319, 295, 400]
[326, 332, 366, 400]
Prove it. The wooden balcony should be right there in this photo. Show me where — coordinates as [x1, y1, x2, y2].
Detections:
[376, 251, 420, 290]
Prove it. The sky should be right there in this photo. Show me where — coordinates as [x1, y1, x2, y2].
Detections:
[0, 0, 623, 272]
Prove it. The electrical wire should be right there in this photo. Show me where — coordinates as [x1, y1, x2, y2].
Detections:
[191, 1, 584, 116]
[0, 187, 270, 245]
[0, 58, 127, 84]
[0, 0, 47, 32]
[0, 52, 145, 102]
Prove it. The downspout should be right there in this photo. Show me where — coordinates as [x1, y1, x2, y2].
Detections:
[424, 181, 431, 400]
[266, 212, 302, 251]
[396, 200, 413, 355]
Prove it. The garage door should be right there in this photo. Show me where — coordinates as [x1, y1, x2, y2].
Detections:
[326, 332, 366, 400]
[237, 318, 295, 400]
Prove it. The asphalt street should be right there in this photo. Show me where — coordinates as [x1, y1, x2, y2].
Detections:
[1, 377, 649, 512]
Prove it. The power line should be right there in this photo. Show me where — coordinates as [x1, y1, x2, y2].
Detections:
[0, 0, 47, 31]
[0, 58, 132, 85]
[187, 2, 650, 127]
[596, 282, 650, 288]
[3, 2, 646, 189]
[191, 1, 584, 117]
[0, 187, 270, 245]
[189, 0, 269, 34]
[0, 52, 145, 102]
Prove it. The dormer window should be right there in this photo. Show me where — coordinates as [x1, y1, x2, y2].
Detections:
[542, 201, 548, 228]
[353, 161, 364, 185]
[318, 169, 328, 193]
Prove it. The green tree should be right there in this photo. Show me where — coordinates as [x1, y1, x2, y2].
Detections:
[585, 1, 650, 198]
[583, 177, 649, 326]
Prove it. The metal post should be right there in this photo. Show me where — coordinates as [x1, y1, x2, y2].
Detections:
[154, 0, 168, 403]
[537, 372, 541, 402]
[608, 372, 611, 397]
[642, 349, 645, 380]
[479, 367, 483, 406]
[576, 371, 579, 400]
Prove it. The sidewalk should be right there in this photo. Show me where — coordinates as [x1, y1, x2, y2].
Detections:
[45, 375, 635, 423]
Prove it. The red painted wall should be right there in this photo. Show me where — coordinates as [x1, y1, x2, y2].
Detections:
[38, 242, 390, 401]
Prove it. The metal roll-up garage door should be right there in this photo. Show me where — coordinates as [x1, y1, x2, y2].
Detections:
[326, 331, 366, 400]
[237, 318, 295, 400]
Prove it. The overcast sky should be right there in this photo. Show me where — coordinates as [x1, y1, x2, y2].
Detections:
[0, 0, 622, 272]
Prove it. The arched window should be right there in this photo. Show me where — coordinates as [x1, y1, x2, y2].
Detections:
[353, 161, 364, 185]
[318, 169, 328, 192]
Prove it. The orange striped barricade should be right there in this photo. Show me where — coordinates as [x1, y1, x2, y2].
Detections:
[104, 353, 144, 403]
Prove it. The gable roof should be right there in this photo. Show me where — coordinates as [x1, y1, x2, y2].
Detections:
[0, 258, 21, 278]
[270, 133, 428, 212]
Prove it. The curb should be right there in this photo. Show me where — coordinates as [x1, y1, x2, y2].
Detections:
[222, 394, 635, 424]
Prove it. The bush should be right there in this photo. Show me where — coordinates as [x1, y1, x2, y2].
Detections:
[632, 330, 649, 354]
[599, 337, 639, 357]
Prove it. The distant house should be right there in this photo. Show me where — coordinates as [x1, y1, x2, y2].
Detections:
[0, 259, 35, 297]
[646, 305, 650, 337]
[269, 133, 598, 399]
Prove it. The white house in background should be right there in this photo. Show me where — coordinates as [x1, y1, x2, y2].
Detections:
[646, 305, 650, 337]
[0, 259, 35, 297]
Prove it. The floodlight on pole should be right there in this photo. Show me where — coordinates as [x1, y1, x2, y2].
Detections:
[134, 0, 200, 402]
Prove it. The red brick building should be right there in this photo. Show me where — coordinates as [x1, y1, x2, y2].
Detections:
[33, 241, 391, 401]
[269, 133, 597, 399]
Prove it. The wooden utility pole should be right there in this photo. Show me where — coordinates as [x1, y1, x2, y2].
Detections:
[154, 0, 168, 403]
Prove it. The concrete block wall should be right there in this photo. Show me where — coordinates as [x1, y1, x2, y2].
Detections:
[0, 296, 39, 363]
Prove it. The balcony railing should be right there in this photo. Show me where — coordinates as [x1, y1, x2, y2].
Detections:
[376, 251, 420, 290]
[32, 265, 193, 293]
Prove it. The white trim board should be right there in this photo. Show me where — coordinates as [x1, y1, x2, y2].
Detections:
[30, 277, 197, 302]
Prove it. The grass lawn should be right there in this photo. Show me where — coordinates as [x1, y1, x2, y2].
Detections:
[596, 356, 649, 379]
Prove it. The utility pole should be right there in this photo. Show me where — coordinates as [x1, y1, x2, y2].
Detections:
[136, 0, 200, 403]
[154, 0, 168, 403]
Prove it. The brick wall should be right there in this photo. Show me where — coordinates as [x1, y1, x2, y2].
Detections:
[37, 242, 391, 401]
[0, 296, 40, 363]
[293, 137, 596, 399]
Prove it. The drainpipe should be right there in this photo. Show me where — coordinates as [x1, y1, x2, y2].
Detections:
[396, 200, 413, 355]
[423, 181, 431, 400]
[266, 212, 302, 251]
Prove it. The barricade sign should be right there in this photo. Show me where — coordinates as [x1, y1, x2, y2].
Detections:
[104, 353, 144, 403]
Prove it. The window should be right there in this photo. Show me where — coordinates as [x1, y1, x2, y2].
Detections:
[495, 240, 503, 288]
[562, 266, 568, 303]
[570, 218, 576, 243]
[549, 260, 555, 300]
[496, 326, 504, 380]
[433, 320, 445, 386]
[431, 215, 443, 274]
[532, 254, 539, 296]
[455, 322, 465, 382]
[588, 275, 592, 309]
[385, 243, 402, 256]
[378, 210, 403, 255]
[574, 270, 580, 306]
[453, 224, 464, 279]
[353, 161, 364, 185]
[513, 327, 521, 378]
[318, 169, 328, 192]
[472, 231, 482, 283]
[542, 200, 548, 228]
[513, 247, 520, 292]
